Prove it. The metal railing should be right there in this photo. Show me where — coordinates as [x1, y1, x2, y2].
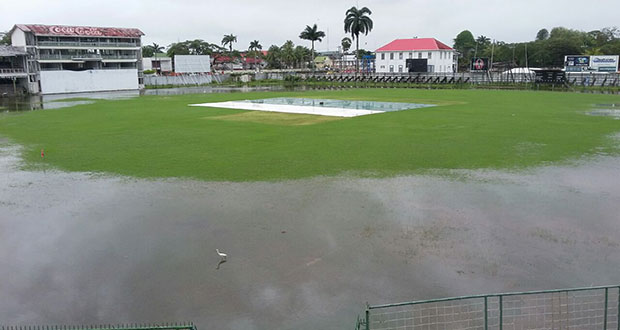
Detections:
[0, 68, 25, 74]
[37, 41, 139, 48]
[39, 54, 137, 61]
[358, 285, 620, 330]
[0, 323, 196, 330]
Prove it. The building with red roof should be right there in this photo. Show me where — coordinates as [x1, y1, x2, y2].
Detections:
[9, 24, 144, 94]
[375, 38, 457, 74]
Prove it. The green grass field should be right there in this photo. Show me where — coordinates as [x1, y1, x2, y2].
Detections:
[1, 89, 620, 181]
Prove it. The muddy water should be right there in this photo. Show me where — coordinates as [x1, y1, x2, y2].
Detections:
[1, 144, 620, 329]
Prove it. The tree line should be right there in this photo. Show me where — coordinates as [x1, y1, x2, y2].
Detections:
[453, 26, 620, 70]
[141, 6, 373, 71]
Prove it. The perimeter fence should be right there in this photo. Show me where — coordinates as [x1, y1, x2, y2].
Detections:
[0, 323, 196, 330]
[357, 285, 620, 330]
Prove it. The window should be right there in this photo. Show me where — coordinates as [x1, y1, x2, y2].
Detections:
[389, 65, 394, 72]
[380, 65, 385, 69]
[399, 52, 403, 60]
[390, 53, 394, 60]
[409, 52, 412, 58]
[428, 52, 432, 59]
[428, 65, 434, 72]
[418, 52, 422, 59]
[381, 53, 385, 60]
[398, 65, 403, 73]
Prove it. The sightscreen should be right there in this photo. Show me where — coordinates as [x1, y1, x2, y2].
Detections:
[174, 55, 211, 73]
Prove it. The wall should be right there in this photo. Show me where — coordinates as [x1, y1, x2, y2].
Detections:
[10, 29, 26, 47]
[144, 74, 214, 86]
[39, 69, 138, 94]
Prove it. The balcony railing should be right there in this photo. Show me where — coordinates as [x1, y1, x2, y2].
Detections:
[39, 54, 137, 61]
[37, 40, 139, 48]
[0, 68, 26, 74]
[101, 54, 137, 59]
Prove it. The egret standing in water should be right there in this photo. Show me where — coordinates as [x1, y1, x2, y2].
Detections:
[216, 249, 227, 261]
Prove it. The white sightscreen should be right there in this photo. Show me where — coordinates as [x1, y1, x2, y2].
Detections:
[174, 55, 211, 73]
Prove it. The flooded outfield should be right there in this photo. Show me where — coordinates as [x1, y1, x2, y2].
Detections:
[1, 141, 620, 329]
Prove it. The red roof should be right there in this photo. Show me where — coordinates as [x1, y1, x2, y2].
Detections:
[376, 38, 453, 52]
[14, 24, 144, 38]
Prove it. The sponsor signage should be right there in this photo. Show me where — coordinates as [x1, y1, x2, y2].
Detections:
[470, 57, 489, 71]
[564, 55, 619, 72]
[25, 24, 144, 38]
[565, 56, 589, 67]
[589, 55, 619, 72]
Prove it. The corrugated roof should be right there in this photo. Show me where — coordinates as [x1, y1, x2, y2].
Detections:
[376, 38, 453, 52]
[14, 24, 144, 38]
[0, 45, 27, 56]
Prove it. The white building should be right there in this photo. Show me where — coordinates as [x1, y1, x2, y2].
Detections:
[375, 38, 457, 74]
[9, 24, 144, 94]
[143, 55, 173, 73]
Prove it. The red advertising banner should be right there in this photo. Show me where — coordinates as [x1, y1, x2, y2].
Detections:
[21, 24, 144, 38]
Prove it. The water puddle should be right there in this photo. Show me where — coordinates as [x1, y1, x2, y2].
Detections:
[1, 144, 620, 329]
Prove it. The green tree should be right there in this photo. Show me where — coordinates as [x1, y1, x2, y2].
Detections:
[280, 40, 296, 69]
[221, 34, 237, 54]
[294, 45, 311, 68]
[453, 30, 476, 70]
[142, 45, 155, 57]
[299, 24, 326, 72]
[536, 28, 549, 41]
[248, 40, 263, 68]
[265, 45, 282, 69]
[344, 6, 373, 74]
[341, 37, 352, 53]
[249, 40, 262, 52]
[0, 33, 10, 45]
[151, 43, 164, 53]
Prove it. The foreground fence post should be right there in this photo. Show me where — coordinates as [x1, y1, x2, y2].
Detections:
[499, 295, 503, 330]
[605, 288, 609, 329]
[365, 304, 370, 330]
[484, 296, 488, 330]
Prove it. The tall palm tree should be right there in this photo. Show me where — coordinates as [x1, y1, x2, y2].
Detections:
[344, 6, 373, 74]
[221, 34, 237, 54]
[249, 40, 262, 52]
[151, 43, 164, 54]
[249, 40, 262, 69]
[299, 24, 326, 72]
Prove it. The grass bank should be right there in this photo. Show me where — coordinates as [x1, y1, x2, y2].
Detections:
[1, 88, 619, 181]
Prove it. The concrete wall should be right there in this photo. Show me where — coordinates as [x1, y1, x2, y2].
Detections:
[39, 69, 139, 94]
[10, 29, 26, 47]
[144, 74, 214, 86]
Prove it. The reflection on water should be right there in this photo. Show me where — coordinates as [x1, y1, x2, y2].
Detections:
[1, 86, 314, 112]
[1, 143, 620, 329]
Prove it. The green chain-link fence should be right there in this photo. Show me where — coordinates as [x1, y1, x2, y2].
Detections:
[358, 285, 620, 330]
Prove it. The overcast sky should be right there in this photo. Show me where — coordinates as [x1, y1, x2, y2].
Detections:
[2, 0, 619, 51]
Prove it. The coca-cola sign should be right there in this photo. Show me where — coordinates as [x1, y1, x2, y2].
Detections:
[23, 24, 144, 38]
[49, 26, 104, 36]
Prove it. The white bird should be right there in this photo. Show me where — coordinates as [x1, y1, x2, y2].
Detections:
[216, 249, 227, 261]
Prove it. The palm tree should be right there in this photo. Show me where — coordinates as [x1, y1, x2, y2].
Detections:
[249, 40, 262, 70]
[249, 40, 262, 52]
[344, 6, 373, 74]
[221, 34, 237, 54]
[151, 43, 164, 54]
[299, 24, 326, 72]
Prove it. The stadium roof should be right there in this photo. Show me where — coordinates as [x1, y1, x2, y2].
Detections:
[376, 38, 453, 52]
[11, 24, 144, 38]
